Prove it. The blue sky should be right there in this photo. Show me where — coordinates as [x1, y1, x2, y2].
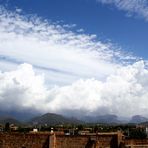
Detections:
[1, 0, 148, 117]
[1, 0, 148, 58]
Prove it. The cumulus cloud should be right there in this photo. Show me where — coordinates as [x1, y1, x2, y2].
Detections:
[48, 60, 148, 117]
[97, 0, 148, 21]
[0, 6, 147, 117]
[0, 64, 48, 111]
[1, 61, 148, 117]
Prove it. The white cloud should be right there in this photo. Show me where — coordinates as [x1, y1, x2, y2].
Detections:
[0, 6, 147, 117]
[0, 64, 48, 111]
[0, 6, 126, 86]
[1, 61, 148, 117]
[97, 0, 148, 21]
[48, 60, 148, 117]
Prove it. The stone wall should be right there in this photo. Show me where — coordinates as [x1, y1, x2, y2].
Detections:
[0, 132, 122, 148]
[2, 132, 148, 148]
[56, 135, 89, 148]
[124, 139, 148, 148]
[0, 132, 50, 148]
[51, 134, 119, 148]
[97, 135, 118, 148]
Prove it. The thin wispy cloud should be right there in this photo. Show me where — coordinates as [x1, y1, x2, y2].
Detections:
[0, 6, 131, 85]
[0, 6, 147, 117]
[97, 0, 148, 21]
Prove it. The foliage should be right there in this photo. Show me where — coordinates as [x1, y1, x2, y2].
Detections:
[129, 128, 147, 139]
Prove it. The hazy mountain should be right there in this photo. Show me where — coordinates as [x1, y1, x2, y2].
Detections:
[130, 115, 148, 123]
[0, 115, 21, 125]
[1, 111, 148, 125]
[0, 110, 41, 122]
[96, 114, 119, 123]
[82, 114, 120, 123]
[29, 113, 83, 126]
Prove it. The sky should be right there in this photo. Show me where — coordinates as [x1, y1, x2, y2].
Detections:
[0, 0, 148, 118]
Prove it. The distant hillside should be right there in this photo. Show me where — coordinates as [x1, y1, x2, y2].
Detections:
[0, 116, 21, 125]
[29, 113, 83, 126]
[96, 114, 119, 123]
[130, 115, 148, 123]
[1, 111, 148, 125]
[82, 114, 120, 123]
[0, 110, 40, 121]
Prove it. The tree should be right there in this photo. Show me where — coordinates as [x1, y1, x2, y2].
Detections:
[129, 128, 147, 139]
[5, 122, 10, 132]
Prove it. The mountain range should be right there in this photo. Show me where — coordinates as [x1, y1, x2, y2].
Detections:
[0, 112, 148, 126]
[30, 113, 83, 126]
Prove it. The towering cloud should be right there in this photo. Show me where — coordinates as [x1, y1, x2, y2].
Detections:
[0, 61, 148, 117]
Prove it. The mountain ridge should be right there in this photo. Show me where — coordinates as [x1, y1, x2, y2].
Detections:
[0, 112, 148, 125]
